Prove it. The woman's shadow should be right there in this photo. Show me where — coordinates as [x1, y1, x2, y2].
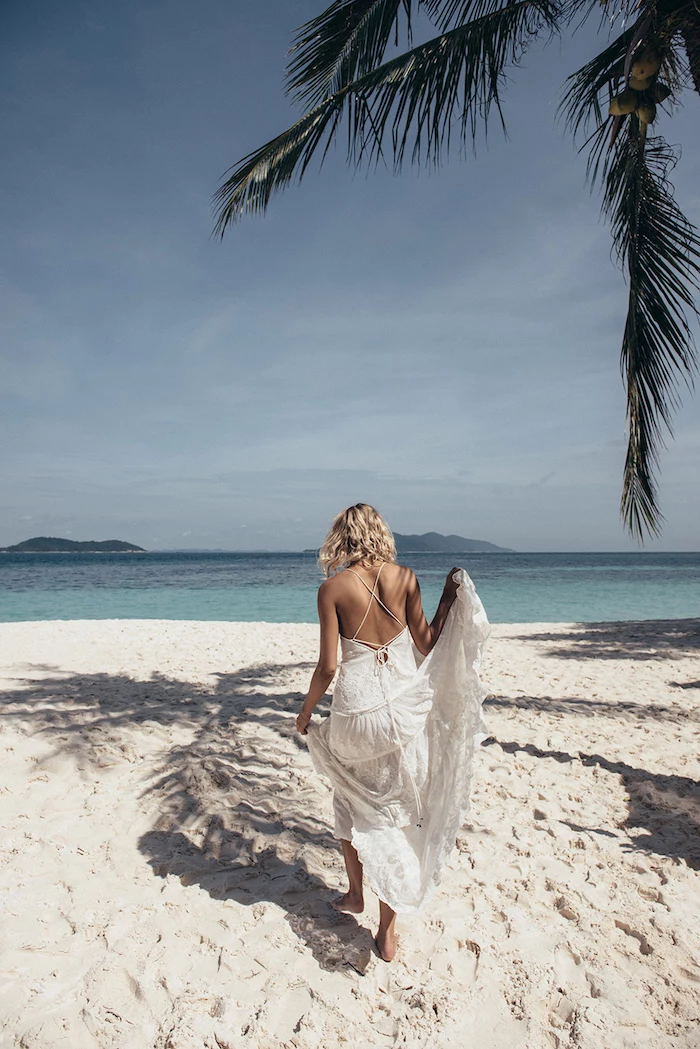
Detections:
[139, 822, 375, 975]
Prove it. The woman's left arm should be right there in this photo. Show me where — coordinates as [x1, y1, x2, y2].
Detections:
[296, 582, 339, 734]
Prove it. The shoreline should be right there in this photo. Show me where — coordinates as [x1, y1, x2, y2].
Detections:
[1, 613, 699, 626]
[1, 618, 699, 1047]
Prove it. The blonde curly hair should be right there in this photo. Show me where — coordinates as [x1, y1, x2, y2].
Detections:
[318, 503, 397, 577]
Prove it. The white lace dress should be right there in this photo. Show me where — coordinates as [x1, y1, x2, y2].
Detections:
[305, 568, 490, 914]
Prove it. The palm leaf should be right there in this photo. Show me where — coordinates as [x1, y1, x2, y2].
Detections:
[420, 0, 565, 27]
[420, 0, 507, 27]
[559, 27, 634, 137]
[561, 6, 692, 142]
[285, 0, 413, 106]
[283, 0, 547, 114]
[214, 0, 562, 234]
[602, 125, 700, 537]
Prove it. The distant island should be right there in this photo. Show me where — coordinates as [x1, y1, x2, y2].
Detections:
[304, 531, 513, 554]
[394, 532, 513, 553]
[0, 537, 146, 553]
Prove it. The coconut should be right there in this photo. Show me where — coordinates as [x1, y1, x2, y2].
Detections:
[630, 46, 661, 80]
[636, 101, 657, 124]
[609, 88, 638, 116]
[628, 75, 653, 91]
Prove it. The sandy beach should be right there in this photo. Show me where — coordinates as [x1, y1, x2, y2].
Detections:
[1, 617, 699, 1049]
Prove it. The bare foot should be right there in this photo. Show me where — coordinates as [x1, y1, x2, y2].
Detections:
[332, 892, 364, 913]
[375, 930, 399, 962]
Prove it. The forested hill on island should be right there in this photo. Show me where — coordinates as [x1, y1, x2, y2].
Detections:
[304, 533, 513, 554]
[393, 532, 513, 553]
[0, 537, 146, 553]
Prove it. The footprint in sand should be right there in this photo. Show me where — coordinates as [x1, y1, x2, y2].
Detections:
[548, 942, 589, 1031]
[549, 989, 577, 1030]
[636, 884, 662, 902]
[554, 895, 580, 922]
[676, 959, 700, 984]
[614, 919, 653, 955]
[440, 938, 481, 984]
[553, 943, 590, 998]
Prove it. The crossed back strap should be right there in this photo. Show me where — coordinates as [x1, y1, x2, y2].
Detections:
[345, 562, 405, 646]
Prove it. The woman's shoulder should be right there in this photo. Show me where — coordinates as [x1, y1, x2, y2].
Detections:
[392, 563, 419, 590]
[370, 562, 420, 599]
[377, 562, 417, 592]
[318, 561, 414, 586]
[383, 561, 414, 581]
[318, 571, 352, 594]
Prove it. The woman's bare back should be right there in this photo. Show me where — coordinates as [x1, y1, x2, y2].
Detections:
[327, 562, 413, 647]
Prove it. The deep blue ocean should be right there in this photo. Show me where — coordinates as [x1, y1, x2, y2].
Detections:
[0, 551, 698, 623]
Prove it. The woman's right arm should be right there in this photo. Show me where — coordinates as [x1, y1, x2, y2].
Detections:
[406, 568, 460, 657]
[296, 581, 339, 734]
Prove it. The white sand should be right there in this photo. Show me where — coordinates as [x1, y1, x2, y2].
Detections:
[1, 618, 699, 1049]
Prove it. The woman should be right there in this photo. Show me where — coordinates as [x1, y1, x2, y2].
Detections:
[296, 504, 489, 962]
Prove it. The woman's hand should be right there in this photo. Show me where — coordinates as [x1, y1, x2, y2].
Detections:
[296, 708, 311, 735]
[443, 567, 461, 601]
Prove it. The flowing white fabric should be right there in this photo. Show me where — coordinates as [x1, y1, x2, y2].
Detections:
[305, 568, 490, 913]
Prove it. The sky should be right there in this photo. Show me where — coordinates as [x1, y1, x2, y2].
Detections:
[2, 0, 699, 552]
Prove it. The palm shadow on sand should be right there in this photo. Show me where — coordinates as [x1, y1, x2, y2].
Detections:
[483, 735, 700, 869]
[0, 660, 377, 972]
[1, 645, 698, 966]
[513, 618, 700, 662]
[484, 619, 700, 867]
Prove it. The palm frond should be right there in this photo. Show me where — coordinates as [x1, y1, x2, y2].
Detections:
[659, 23, 694, 91]
[212, 103, 346, 235]
[681, 6, 700, 91]
[561, 8, 691, 143]
[285, 0, 413, 106]
[602, 125, 700, 538]
[214, 0, 562, 234]
[420, 0, 530, 27]
[559, 27, 634, 137]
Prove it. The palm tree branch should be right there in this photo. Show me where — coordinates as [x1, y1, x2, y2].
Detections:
[559, 26, 636, 137]
[284, 0, 558, 111]
[214, 0, 562, 234]
[601, 126, 700, 538]
[285, 0, 413, 106]
[421, 0, 516, 27]
[560, 0, 698, 142]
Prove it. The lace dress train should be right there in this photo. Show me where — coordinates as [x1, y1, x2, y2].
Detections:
[305, 568, 490, 914]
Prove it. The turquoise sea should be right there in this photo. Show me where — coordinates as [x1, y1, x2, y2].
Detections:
[0, 551, 698, 624]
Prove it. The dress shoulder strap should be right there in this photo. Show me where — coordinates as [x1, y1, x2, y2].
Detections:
[344, 566, 378, 596]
